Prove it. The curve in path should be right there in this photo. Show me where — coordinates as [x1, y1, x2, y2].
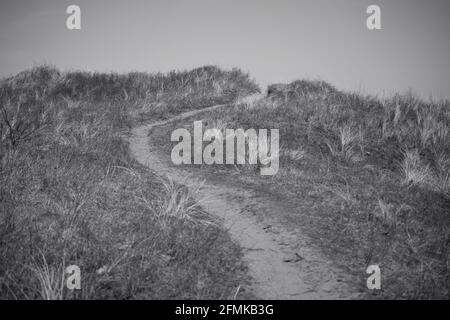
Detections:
[129, 104, 359, 299]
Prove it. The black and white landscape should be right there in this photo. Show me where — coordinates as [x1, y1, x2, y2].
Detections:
[0, 0, 449, 300]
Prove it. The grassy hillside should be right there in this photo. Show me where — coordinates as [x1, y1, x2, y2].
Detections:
[0, 65, 259, 299]
[153, 80, 450, 299]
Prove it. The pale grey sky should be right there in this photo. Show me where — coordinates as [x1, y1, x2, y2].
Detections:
[1, 0, 450, 99]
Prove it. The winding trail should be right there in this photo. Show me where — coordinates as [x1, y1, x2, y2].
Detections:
[128, 104, 359, 299]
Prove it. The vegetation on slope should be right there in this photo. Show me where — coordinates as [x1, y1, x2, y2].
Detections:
[154, 80, 450, 299]
[0, 65, 258, 299]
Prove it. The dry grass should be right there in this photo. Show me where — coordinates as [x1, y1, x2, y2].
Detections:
[154, 79, 450, 299]
[28, 252, 66, 300]
[400, 149, 433, 188]
[0, 65, 258, 299]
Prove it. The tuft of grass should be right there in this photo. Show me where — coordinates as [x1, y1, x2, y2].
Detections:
[400, 149, 433, 188]
[28, 252, 66, 300]
[326, 124, 363, 163]
[155, 176, 213, 226]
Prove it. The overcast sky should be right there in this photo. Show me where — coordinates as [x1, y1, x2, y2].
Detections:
[1, 0, 450, 99]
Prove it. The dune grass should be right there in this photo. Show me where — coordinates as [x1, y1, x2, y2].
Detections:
[153, 80, 450, 299]
[3, 65, 447, 299]
[0, 65, 258, 299]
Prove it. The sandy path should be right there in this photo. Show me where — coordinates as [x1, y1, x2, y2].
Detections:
[129, 104, 359, 299]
